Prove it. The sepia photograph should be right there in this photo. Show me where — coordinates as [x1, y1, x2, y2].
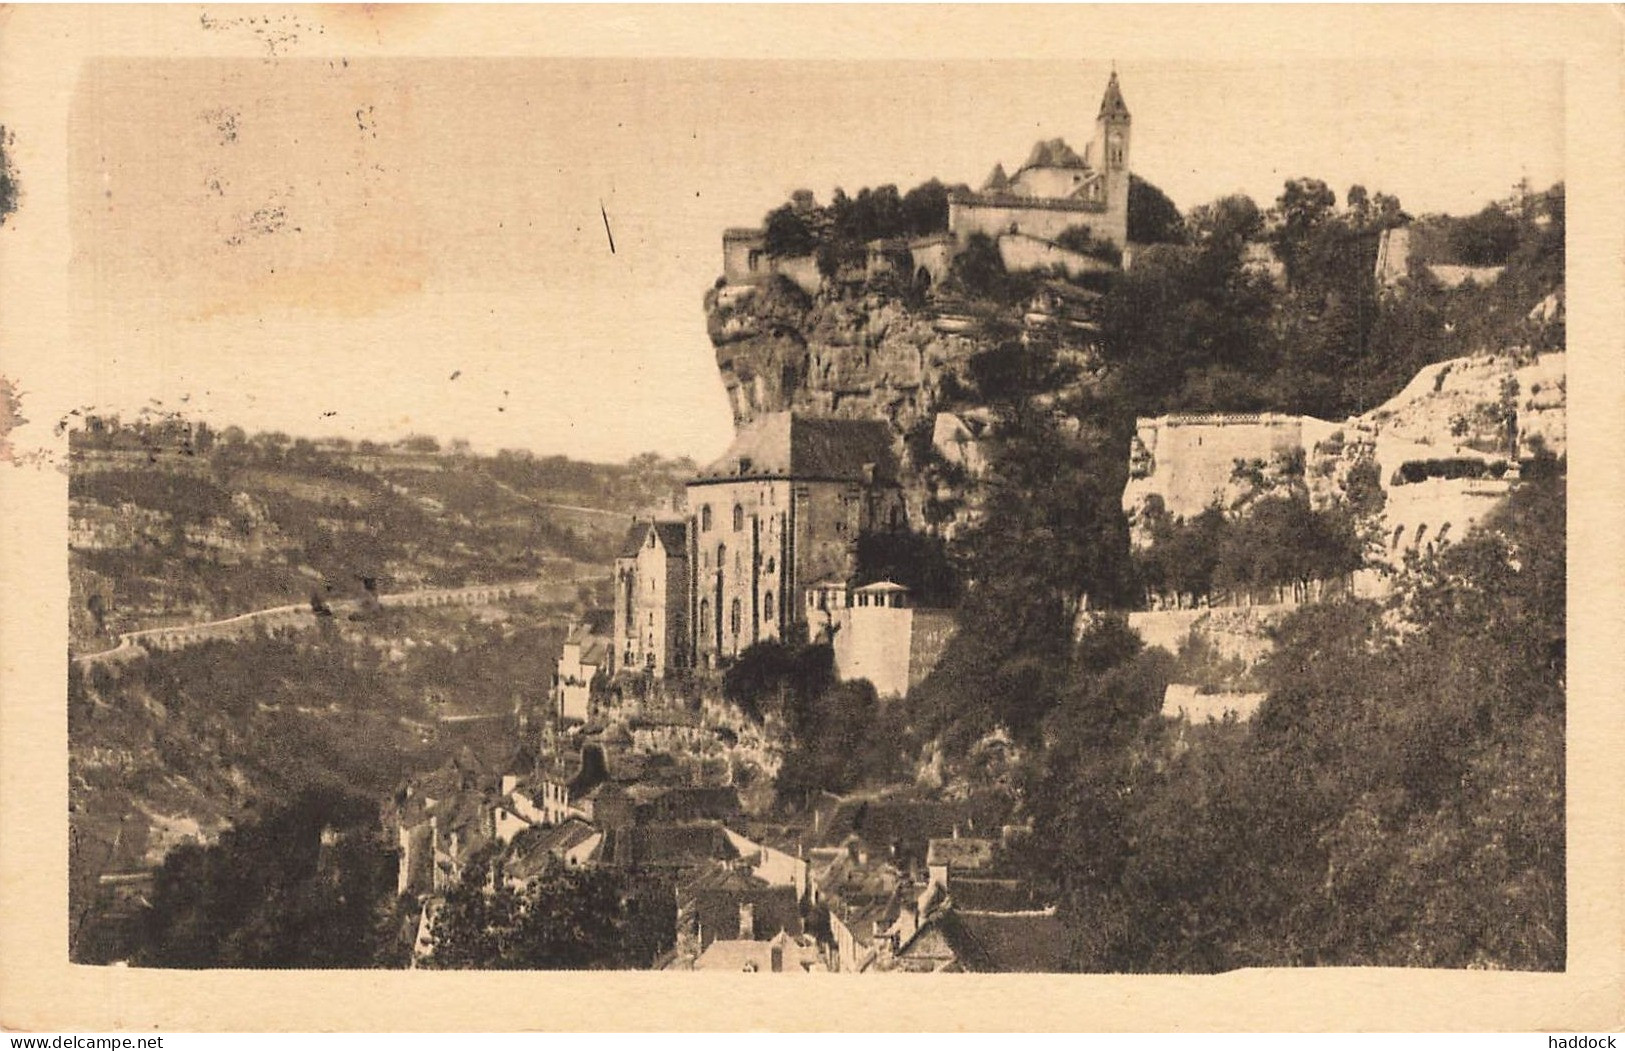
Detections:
[1, 3, 1621, 1034]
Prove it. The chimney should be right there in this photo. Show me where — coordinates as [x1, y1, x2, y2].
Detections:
[739, 901, 755, 940]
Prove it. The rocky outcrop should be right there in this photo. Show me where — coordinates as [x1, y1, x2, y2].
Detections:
[706, 277, 982, 439]
[1124, 348, 1567, 570]
[705, 276, 999, 526]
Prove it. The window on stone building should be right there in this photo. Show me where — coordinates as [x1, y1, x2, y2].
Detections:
[701, 505, 712, 531]
[733, 504, 745, 531]
[700, 598, 710, 635]
[730, 598, 742, 636]
[763, 592, 775, 621]
[717, 543, 726, 571]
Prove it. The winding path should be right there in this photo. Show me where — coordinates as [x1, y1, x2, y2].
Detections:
[71, 579, 553, 666]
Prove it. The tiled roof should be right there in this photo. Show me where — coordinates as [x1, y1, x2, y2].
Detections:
[693, 932, 825, 973]
[617, 519, 689, 559]
[681, 881, 804, 947]
[926, 837, 995, 872]
[1022, 137, 1086, 171]
[578, 638, 608, 667]
[506, 819, 602, 878]
[691, 413, 899, 485]
[894, 923, 958, 968]
[853, 580, 909, 594]
[818, 794, 1015, 864]
[618, 822, 740, 870]
[939, 909, 1070, 972]
[947, 877, 1046, 913]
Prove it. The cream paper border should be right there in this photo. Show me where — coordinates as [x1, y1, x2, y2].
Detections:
[1, 4, 1621, 1033]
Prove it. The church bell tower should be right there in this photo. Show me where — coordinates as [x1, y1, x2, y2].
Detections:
[1093, 68, 1132, 246]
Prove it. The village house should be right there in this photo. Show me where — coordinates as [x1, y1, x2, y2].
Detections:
[611, 520, 691, 678]
[503, 819, 605, 883]
[721, 826, 811, 901]
[676, 864, 805, 952]
[552, 615, 611, 723]
[687, 930, 827, 973]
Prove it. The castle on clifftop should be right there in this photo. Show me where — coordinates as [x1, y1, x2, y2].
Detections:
[722, 71, 1134, 293]
[595, 72, 1141, 695]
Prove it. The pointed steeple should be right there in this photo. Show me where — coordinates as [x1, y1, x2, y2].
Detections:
[982, 163, 1010, 192]
[1098, 69, 1130, 121]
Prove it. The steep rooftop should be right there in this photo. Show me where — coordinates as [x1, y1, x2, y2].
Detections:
[690, 412, 899, 485]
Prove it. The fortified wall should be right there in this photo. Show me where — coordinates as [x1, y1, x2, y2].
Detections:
[1123, 413, 1340, 522]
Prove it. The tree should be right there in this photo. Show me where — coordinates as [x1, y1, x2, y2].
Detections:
[1055, 224, 1124, 267]
[853, 529, 959, 607]
[1097, 231, 1276, 412]
[763, 201, 818, 258]
[775, 679, 890, 801]
[137, 788, 399, 968]
[429, 848, 673, 970]
[946, 233, 1012, 303]
[1448, 203, 1521, 266]
[722, 640, 833, 724]
[1187, 194, 1262, 250]
[914, 339, 1135, 747]
[1127, 175, 1184, 245]
[901, 179, 951, 237]
[1269, 177, 1337, 288]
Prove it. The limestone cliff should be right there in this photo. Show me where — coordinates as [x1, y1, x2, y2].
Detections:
[1123, 348, 1567, 567]
[705, 276, 1000, 528]
[706, 277, 982, 438]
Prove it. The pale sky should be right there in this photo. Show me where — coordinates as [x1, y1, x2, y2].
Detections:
[65, 56, 1562, 464]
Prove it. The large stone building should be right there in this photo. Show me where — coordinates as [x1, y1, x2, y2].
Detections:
[612, 520, 691, 678]
[684, 412, 907, 666]
[720, 71, 1134, 289]
[948, 70, 1133, 255]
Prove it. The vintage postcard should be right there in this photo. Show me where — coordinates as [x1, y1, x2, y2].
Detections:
[0, 3, 1621, 1033]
